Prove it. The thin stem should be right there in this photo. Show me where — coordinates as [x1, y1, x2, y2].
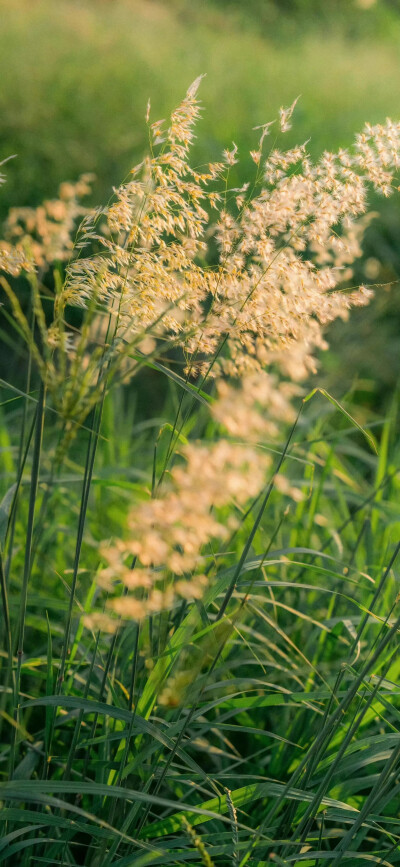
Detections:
[10, 380, 45, 777]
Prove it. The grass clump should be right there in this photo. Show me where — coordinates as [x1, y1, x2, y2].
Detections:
[1, 80, 400, 865]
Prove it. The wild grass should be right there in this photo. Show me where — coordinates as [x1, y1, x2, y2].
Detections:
[1, 80, 400, 866]
[3, 0, 400, 405]
[1, 0, 400, 219]
[2, 374, 400, 865]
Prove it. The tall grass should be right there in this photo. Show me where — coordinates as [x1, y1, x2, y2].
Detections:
[3, 0, 400, 410]
[2, 0, 400, 220]
[1, 81, 400, 866]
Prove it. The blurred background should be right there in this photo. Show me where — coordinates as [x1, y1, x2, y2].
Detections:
[1, 0, 400, 411]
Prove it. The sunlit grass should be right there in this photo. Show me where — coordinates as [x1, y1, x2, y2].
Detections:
[1, 10, 400, 864]
[1, 0, 400, 218]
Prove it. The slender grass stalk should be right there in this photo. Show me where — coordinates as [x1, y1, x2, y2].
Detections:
[10, 381, 45, 778]
[56, 407, 101, 694]
[217, 402, 303, 620]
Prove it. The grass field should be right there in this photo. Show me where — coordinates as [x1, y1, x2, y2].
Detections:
[2, 4, 400, 864]
[1, 0, 400, 218]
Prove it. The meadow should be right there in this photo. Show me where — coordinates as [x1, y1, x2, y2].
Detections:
[1, 2, 400, 865]
[2, 0, 400, 217]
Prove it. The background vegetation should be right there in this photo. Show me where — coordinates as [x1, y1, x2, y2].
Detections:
[1, 0, 400, 216]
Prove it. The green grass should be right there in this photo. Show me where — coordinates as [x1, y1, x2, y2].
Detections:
[3, 0, 400, 410]
[1, 345, 400, 864]
[2, 0, 400, 221]
[1, 5, 400, 862]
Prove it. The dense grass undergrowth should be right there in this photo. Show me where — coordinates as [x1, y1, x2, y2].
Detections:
[1, 80, 400, 866]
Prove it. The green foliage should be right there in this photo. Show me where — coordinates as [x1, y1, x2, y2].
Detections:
[1, 8, 400, 863]
[1, 0, 400, 222]
[1, 348, 400, 864]
[205, 0, 400, 37]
